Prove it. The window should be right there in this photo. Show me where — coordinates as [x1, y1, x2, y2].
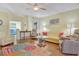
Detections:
[66, 23, 76, 35]
[9, 21, 21, 35]
[10, 21, 21, 30]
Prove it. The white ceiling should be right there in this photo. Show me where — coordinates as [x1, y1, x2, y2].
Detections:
[0, 3, 79, 17]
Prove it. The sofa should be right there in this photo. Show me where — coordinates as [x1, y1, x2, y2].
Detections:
[62, 40, 79, 55]
[62, 29, 79, 55]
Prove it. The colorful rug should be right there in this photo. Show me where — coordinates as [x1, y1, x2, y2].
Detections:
[1, 43, 52, 56]
[24, 45, 36, 51]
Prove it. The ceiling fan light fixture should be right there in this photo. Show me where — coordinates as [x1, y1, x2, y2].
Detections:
[33, 6, 39, 11]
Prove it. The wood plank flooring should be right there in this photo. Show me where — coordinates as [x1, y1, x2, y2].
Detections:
[18, 39, 64, 56]
[0, 39, 77, 56]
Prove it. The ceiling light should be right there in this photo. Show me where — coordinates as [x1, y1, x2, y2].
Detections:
[33, 6, 39, 11]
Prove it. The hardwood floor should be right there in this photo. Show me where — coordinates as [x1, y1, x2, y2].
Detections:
[0, 39, 77, 56]
[18, 39, 64, 56]
[43, 41, 64, 56]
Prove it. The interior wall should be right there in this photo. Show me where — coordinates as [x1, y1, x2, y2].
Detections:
[27, 16, 42, 32]
[0, 11, 28, 41]
[40, 8, 79, 39]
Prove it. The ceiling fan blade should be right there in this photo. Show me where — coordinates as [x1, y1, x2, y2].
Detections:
[40, 8, 46, 10]
[33, 3, 38, 6]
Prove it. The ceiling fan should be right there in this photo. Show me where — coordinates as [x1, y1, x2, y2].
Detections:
[26, 3, 46, 11]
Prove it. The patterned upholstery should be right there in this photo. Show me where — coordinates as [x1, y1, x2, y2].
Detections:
[62, 40, 79, 55]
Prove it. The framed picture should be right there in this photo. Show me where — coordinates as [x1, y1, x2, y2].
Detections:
[49, 18, 60, 24]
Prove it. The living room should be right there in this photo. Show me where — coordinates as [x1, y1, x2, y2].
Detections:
[0, 3, 79, 56]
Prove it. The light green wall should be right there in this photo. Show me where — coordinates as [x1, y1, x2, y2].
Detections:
[0, 11, 28, 40]
[40, 8, 79, 38]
